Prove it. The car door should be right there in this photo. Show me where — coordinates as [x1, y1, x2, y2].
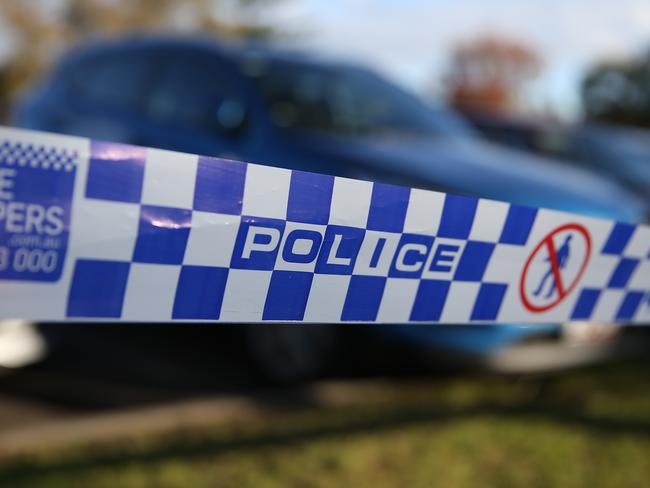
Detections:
[137, 47, 250, 159]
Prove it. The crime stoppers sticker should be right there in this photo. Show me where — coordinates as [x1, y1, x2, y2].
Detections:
[520, 223, 592, 312]
[0, 140, 77, 282]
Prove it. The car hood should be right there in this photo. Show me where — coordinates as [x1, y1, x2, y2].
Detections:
[578, 127, 650, 191]
[293, 132, 646, 223]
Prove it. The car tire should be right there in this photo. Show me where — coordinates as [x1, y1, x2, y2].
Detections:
[245, 324, 339, 383]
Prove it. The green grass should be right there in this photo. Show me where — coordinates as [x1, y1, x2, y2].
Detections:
[1, 359, 649, 488]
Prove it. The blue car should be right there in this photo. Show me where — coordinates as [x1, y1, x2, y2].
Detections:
[462, 110, 650, 204]
[13, 36, 647, 380]
[550, 123, 650, 202]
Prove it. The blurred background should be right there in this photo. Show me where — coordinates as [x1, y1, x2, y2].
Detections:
[3, 0, 650, 125]
[0, 1, 649, 486]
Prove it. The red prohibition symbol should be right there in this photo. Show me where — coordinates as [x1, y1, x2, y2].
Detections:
[520, 223, 592, 313]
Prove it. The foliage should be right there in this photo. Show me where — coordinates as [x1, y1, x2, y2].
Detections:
[1, 359, 649, 487]
[0, 0, 282, 120]
[446, 35, 541, 115]
[582, 49, 650, 128]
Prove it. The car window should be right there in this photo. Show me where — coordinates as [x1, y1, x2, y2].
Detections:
[66, 51, 151, 112]
[252, 60, 474, 138]
[146, 51, 244, 133]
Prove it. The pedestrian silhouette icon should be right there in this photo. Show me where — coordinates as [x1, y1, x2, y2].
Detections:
[521, 223, 591, 313]
[533, 234, 573, 299]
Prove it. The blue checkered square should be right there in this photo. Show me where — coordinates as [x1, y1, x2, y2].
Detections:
[193, 156, 247, 215]
[571, 288, 601, 320]
[410, 280, 450, 321]
[133, 205, 192, 264]
[454, 241, 495, 282]
[470, 283, 507, 321]
[86, 141, 146, 203]
[607, 258, 639, 288]
[602, 222, 635, 255]
[367, 183, 410, 232]
[341, 275, 386, 321]
[172, 266, 229, 320]
[287, 170, 334, 224]
[231, 216, 286, 270]
[67, 259, 130, 318]
[499, 204, 537, 245]
[437, 194, 478, 239]
[263, 270, 314, 320]
[616, 291, 644, 321]
[315, 225, 365, 275]
[388, 234, 434, 278]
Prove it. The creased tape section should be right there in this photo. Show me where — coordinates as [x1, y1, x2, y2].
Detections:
[0, 126, 649, 323]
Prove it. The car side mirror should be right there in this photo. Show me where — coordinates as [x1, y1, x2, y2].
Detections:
[213, 98, 248, 137]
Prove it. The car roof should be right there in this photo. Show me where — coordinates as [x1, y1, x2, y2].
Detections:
[59, 34, 361, 74]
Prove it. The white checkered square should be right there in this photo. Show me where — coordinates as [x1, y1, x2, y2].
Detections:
[303, 274, 351, 322]
[353, 231, 400, 276]
[121, 263, 181, 320]
[468, 199, 509, 242]
[241, 163, 291, 219]
[328, 176, 373, 227]
[633, 293, 650, 322]
[72, 199, 139, 260]
[623, 226, 650, 258]
[440, 282, 481, 322]
[628, 260, 650, 290]
[141, 148, 198, 209]
[0, 276, 70, 320]
[183, 212, 240, 267]
[376, 278, 418, 322]
[581, 254, 620, 288]
[482, 243, 527, 284]
[403, 188, 444, 235]
[592, 289, 625, 322]
[219, 269, 272, 322]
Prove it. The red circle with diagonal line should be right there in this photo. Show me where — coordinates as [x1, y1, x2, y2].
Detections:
[520, 223, 591, 313]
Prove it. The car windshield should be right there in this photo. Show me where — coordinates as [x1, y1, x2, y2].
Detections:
[251, 59, 473, 138]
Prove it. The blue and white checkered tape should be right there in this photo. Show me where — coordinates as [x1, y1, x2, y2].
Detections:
[0, 126, 649, 323]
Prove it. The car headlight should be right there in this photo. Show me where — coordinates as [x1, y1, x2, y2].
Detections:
[0, 320, 47, 369]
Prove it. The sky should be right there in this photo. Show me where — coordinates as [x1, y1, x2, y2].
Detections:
[2, 0, 650, 120]
[269, 0, 650, 119]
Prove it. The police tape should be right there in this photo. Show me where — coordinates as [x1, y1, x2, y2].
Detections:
[0, 126, 648, 324]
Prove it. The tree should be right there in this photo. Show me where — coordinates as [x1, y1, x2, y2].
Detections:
[0, 0, 283, 121]
[445, 36, 541, 115]
[582, 49, 650, 128]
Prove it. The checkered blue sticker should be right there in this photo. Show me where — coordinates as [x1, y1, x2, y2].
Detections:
[1, 126, 649, 324]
